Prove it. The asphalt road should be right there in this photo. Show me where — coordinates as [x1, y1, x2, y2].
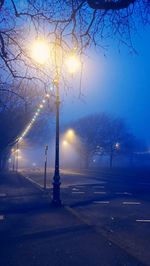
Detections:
[0, 169, 150, 265]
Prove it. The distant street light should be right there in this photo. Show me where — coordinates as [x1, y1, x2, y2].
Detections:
[62, 140, 68, 146]
[63, 129, 83, 170]
[11, 146, 21, 172]
[65, 55, 81, 74]
[66, 129, 75, 140]
[31, 37, 80, 206]
[115, 142, 120, 150]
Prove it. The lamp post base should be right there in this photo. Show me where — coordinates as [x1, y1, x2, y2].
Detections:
[52, 180, 62, 207]
[52, 199, 62, 207]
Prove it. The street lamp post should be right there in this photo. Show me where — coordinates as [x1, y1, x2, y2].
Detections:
[30, 37, 80, 206]
[12, 155, 15, 172]
[52, 78, 61, 206]
[16, 142, 19, 172]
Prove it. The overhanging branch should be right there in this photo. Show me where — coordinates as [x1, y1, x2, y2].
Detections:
[0, 0, 5, 10]
[0, 88, 27, 106]
[87, 0, 136, 10]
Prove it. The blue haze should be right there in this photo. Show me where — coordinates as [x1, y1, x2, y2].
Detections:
[61, 28, 150, 146]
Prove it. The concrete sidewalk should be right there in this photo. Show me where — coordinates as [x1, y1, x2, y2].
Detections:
[0, 206, 143, 266]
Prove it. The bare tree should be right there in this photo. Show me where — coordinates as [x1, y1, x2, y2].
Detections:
[0, 81, 53, 170]
[67, 113, 139, 168]
[0, 1, 148, 169]
[0, 0, 149, 83]
[0, 90, 27, 169]
[68, 114, 104, 168]
[103, 118, 130, 168]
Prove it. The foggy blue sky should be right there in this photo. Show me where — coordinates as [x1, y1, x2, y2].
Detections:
[61, 27, 150, 146]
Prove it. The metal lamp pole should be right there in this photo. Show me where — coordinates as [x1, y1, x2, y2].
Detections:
[44, 145, 48, 189]
[52, 78, 61, 206]
[16, 142, 19, 172]
[12, 151, 15, 172]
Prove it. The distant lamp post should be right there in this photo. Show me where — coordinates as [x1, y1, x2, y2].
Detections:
[44, 145, 48, 189]
[65, 55, 81, 74]
[11, 149, 15, 172]
[64, 129, 83, 170]
[31, 38, 80, 206]
[115, 142, 120, 150]
[110, 142, 120, 169]
[63, 140, 68, 146]
[66, 129, 75, 140]
[15, 143, 19, 172]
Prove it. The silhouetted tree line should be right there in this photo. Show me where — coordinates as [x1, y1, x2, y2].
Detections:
[0, 82, 54, 171]
[0, 84, 30, 170]
[65, 113, 146, 168]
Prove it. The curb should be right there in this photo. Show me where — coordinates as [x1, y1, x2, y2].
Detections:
[22, 175, 45, 192]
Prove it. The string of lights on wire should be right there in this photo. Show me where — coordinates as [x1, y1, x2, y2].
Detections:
[17, 92, 51, 143]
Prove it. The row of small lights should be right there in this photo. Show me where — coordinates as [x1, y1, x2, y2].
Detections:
[18, 92, 51, 143]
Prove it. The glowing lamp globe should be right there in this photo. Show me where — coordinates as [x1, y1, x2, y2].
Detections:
[31, 40, 50, 65]
[66, 54, 80, 74]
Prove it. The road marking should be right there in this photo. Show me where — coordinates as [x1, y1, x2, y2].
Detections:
[0, 193, 6, 197]
[123, 201, 141, 205]
[72, 188, 80, 191]
[116, 192, 132, 195]
[24, 176, 44, 189]
[93, 186, 105, 189]
[72, 191, 85, 194]
[0, 215, 4, 220]
[93, 201, 110, 204]
[139, 182, 150, 186]
[94, 191, 106, 194]
[136, 219, 150, 223]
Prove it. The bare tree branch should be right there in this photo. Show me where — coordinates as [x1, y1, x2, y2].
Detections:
[87, 0, 136, 10]
[0, 0, 5, 10]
